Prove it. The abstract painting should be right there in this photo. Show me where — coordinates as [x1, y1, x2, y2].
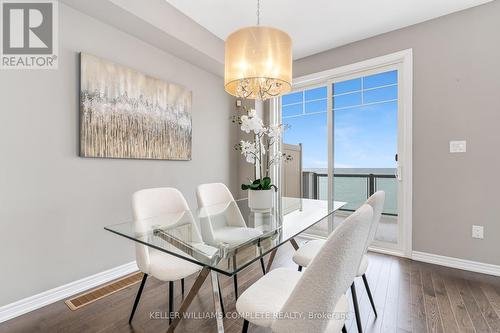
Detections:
[79, 53, 192, 160]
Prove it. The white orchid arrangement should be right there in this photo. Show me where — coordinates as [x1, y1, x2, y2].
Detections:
[233, 107, 292, 191]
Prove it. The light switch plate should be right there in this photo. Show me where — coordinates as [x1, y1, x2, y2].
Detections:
[472, 225, 484, 239]
[450, 140, 466, 153]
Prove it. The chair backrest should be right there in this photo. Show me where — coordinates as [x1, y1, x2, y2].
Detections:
[272, 204, 373, 333]
[364, 191, 385, 253]
[196, 183, 247, 245]
[196, 183, 235, 208]
[132, 187, 195, 274]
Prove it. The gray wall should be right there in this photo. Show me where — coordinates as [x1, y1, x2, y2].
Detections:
[294, 1, 500, 265]
[0, 4, 237, 306]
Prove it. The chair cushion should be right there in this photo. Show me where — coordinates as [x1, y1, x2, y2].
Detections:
[293, 240, 369, 277]
[213, 226, 262, 245]
[237, 268, 302, 327]
[236, 268, 348, 330]
[292, 239, 325, 267]
[325, 293, 349, 333]
[148, 249, 201, 281]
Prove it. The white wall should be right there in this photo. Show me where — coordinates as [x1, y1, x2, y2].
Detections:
[0, 4, 238, 306]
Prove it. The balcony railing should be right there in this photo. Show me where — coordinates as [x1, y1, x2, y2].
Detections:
[302, 171, 398, 216]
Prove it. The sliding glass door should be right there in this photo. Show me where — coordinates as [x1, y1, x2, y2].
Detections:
[280, 85, 332, 236]
[332, 68, 400, 247]
[278, 50, 413, 256]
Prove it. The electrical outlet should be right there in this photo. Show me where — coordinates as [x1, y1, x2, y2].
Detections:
[472, 225, 484, 239]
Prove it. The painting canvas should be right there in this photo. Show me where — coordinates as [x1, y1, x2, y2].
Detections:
[79, 53, 192, 160]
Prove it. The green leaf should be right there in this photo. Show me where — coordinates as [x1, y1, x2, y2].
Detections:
[241, 184, 250, 190]
[261, 177, 271, 189]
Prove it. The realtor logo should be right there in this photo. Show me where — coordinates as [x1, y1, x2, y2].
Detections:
[1, 0, 58, 69]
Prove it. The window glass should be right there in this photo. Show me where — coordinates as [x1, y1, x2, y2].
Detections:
[282, 91, 302, 105]
[283, 112, 327, 169]
[305, 99, 327, 113]
[363, 70, 397, 89]
[333, 92, 362, 109]
[305, 86, 327, 101]
[282, 103, 302, 117]
[333, 78, 361, 95]
[364, 85, 398, 104]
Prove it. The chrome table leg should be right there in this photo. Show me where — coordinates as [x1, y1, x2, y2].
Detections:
[210, 270, 225, 333]
[166, 267, 210, 333]
[290, 238, 299, 250]
[266, 248, 277, 273]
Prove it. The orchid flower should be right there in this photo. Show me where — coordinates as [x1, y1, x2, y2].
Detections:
[233, 106, 291, 185]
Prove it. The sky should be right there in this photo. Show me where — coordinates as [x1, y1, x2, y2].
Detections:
[282, 70, 398, 170]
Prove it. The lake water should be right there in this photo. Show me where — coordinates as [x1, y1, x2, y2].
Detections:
[306, 168, 398, 215]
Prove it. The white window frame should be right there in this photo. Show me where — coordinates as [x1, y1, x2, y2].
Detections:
[272, 49, 413, 258]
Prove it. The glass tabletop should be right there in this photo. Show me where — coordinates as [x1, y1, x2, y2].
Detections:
[105, 197, 346, 276]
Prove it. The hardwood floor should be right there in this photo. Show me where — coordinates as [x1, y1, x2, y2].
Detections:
[3, 242, 500, 333]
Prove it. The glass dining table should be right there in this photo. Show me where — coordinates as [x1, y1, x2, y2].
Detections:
[105, 197, 346, 332]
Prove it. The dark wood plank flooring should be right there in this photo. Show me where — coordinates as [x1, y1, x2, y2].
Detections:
[2, 241, 500, 333]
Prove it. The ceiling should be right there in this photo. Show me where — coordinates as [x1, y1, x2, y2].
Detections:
[166, 0, 492, 59]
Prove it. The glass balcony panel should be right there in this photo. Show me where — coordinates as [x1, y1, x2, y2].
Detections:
[375, 177, 398, 215]
[317, 175, 328, 200]
[333, 176, 368, 211]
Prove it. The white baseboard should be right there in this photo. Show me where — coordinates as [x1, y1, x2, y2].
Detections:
[369, 246, 407, 258]
[0, 261, 138, 323]
[412, 251, 500, 277]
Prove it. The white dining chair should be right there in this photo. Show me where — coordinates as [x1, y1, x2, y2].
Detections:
[196, 183, 264, 299]
[292, 191, 385, 333]
[236, 204, 374, 333]
[129, 187, 203, 325]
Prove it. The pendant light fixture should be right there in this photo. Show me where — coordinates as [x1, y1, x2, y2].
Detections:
[224, 0, 292, 100]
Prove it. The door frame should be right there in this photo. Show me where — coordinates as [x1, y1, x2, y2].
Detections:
[284, 49, 413, 258]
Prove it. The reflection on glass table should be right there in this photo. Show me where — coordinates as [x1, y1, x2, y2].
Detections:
[105, 197, 345, 333]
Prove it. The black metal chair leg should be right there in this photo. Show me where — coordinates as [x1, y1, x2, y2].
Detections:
[181, 278, 185, 297]
[351, 283, 363, 333]
[233, 274, 239, 299]
[342, 324, 348, 333]
[129, 273, 148, 324]
[217, 278, 225, 317]
[362, 274, 377, 317]
[242, 319, 249, 333]
[260, 257, 266, 275]
[169, 281, 174, 324]
[298, 265, 303, 272]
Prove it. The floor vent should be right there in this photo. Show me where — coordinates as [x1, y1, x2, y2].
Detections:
[65, 272, 143, 310]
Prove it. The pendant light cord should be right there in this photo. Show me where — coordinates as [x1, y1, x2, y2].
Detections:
[256, 0, 260, 25]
